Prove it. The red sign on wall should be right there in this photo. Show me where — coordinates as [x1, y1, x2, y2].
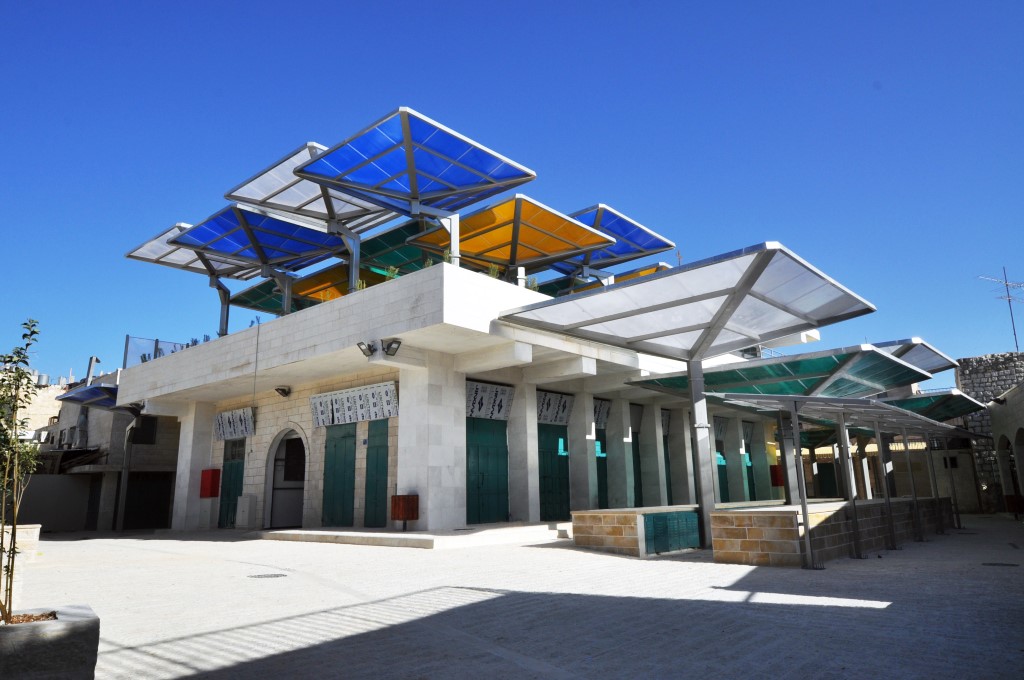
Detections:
[200, 468, 221, 498]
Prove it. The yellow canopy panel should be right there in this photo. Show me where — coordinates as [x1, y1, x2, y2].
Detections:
[294, 263, 389, 302]
[408, 194, 615, 271]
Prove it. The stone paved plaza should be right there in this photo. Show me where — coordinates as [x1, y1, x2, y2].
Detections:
[16, 515, 1024, 679]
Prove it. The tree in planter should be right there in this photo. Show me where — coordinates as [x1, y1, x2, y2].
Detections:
[1, 319, 40, 625]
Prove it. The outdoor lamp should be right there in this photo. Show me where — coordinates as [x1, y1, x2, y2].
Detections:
[382, 339, 402, 356]
[357, 341, 376, 357]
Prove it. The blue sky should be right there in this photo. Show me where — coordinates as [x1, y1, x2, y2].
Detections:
[2, 1, 1021, 388]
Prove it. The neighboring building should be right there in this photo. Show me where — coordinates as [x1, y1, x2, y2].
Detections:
[23, 371, 180, 532]
[989, 379, 1024, 513]
[955, 351, 1024, 511]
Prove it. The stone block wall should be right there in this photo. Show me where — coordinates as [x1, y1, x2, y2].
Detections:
[712, 498, 955, 568]
[572, 511, 641, 557]
[711, 512, 803, 567]
[956, 352, 1024, 494]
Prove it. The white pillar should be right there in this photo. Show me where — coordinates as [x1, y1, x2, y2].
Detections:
[667, 408, 695, 504]
[171, 401, 216, 531]
[748, 420, 771, 502]
[508, 383, 540, 522]
[724, 417, 748, 503]
[568, 391, 597, 510]
[606, 398, 634, 508]
[396, 353, 467, 531]
[639, 404, 667, 506]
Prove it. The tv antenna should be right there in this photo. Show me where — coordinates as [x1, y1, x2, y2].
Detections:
[979, 267, 1024, 352]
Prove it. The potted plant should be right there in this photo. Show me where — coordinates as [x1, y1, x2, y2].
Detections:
[0, 320, 99, 678]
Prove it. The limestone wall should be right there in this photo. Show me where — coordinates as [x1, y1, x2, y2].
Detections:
[956, 352, 1024, 501]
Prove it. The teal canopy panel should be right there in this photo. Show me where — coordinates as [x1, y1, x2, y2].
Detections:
[633, 345, 932, 399]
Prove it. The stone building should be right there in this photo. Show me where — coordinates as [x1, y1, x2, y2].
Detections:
[110, 108, 975, 566]
[955, 351, 1024, 510]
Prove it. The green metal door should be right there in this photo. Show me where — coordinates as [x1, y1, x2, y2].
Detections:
[218, 439, 245, 528]
[538, 424, 570, 521]
[323, 423, 356, 527]
[663, 433, 673, 506]
[632, 435, 644, 507]
[364, 419, 389, 528]
[466, 417, 509, 524]
[596, 429, 609, 509]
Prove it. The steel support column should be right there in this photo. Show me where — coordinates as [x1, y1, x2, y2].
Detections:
[836, 412, 864, 559]
[687, 359, 716, 548]
[872, 420, 899, 550]
[901, 427, 924, 542]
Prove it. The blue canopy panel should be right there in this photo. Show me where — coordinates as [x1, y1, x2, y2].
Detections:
[550, 205, 674, 274]
[293, 108, 536, 216]
[169, 205, 347, 272]
[57, 384, 119, 410]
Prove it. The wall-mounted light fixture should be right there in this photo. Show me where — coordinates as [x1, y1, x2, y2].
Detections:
[274, 386, 292, 398]
[357, 341, 376, 357]
[382, 338, 402, 356]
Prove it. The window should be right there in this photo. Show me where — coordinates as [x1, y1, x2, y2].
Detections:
[133, 416, 158, 445]
[225, 438, 246, 462]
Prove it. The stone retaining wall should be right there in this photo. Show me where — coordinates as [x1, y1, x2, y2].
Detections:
[712, 498, 954, 567]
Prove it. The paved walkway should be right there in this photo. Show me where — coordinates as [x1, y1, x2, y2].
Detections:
[16, 514, 1024, 679]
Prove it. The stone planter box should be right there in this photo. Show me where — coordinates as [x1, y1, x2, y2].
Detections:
[572, 505, 700, 558]
[0, 604, 99, 679]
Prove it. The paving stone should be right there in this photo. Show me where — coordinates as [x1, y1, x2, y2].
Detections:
[14, 515, 1024, 679]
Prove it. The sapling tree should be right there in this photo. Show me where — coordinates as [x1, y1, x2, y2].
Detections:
[1, 319, 41, 624]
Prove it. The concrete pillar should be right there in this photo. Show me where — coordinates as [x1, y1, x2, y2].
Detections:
[687, 359, 716, 547]
[605, 398, 634, 508]
[667, 408, 695, 504]
[639, 404, 667, 506]
[97, 472, 119, 531]
[778, 410, 802, 506]
[748, 420, 771, 502]
[395, 353, 468, 531]
[723, 417, 748, 503]
[171, 401, 216, 531]
[508, 383, 540, 522]
[568, 391, 597, 510]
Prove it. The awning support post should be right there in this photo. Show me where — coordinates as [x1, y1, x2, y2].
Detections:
[924, 435, 944, 535]
[836, 412, 864, 559]
[944, 438, 962, 529]
[901, 426, 924, 542]
[687, 359, 716, 548]
[789, 401, 821, 569]
[211, 277, 231, 337]
[872, 419, 899, 550]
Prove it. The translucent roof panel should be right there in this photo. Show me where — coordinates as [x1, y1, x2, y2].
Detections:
[407, 195, 614, 273]
[633, 345, 931, 399]
[230, 263, 390, 315]
[551, 205, 674, 273]
[710, 393, 957, 437]
[294, 108, 536, 216]
[882, 389, 986, 422]
[57, 384, 118, 410]
[168, 205, 347, 272]
[538, 262, 671, 297]
[224, 142, 399, 233]
[873, 338, 958, 374]
[126, 223, 263, 280]
[500, 243, 875, 361]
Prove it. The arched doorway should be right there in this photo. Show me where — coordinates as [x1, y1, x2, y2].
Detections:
[266, 431, 305, 528]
